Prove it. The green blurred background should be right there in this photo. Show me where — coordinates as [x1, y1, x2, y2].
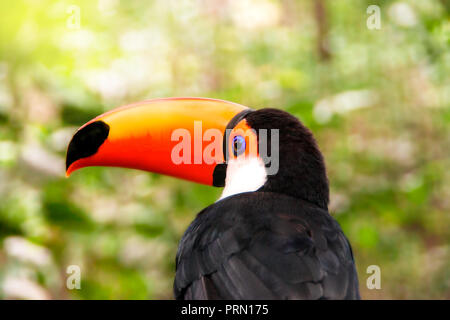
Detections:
[0, 0, 449, 299]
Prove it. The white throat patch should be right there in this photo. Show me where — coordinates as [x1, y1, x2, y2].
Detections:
[219, 156, 267, 201]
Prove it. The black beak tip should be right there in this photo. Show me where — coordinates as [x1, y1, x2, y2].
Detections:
[66, 121, 110, 171]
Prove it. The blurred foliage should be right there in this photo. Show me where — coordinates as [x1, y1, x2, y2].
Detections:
[0, 0, 449, 299]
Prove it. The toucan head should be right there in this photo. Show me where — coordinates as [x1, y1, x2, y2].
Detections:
[66, 97, 329, 209]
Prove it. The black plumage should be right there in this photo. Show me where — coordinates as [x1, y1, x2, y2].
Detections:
[174, 192, 359, 299]
[174, 109, 360, 300]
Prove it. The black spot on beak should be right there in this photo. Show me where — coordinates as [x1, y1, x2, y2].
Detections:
[212, 163, 227, 187]
[66, 121, 110, 171]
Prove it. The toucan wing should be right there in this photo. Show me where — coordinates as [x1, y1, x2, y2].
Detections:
[174, 192, 360, 300]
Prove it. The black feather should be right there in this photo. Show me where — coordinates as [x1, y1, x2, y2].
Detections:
[174, 192, 360, 300]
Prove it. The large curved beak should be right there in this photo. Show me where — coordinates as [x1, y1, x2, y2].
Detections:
[65, 97, 249, 186]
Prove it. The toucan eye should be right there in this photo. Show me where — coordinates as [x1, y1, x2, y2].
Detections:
[232, 135, 246, 157]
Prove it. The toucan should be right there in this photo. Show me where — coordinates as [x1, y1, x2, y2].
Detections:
[66, 97, 360, 300]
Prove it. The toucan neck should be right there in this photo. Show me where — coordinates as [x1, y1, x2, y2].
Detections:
[259, 149, 330, 211]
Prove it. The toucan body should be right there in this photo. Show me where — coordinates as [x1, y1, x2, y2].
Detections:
[66, 97, 360, 300]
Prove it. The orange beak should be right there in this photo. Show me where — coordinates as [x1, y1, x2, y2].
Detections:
[65, 97, 250, 186]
